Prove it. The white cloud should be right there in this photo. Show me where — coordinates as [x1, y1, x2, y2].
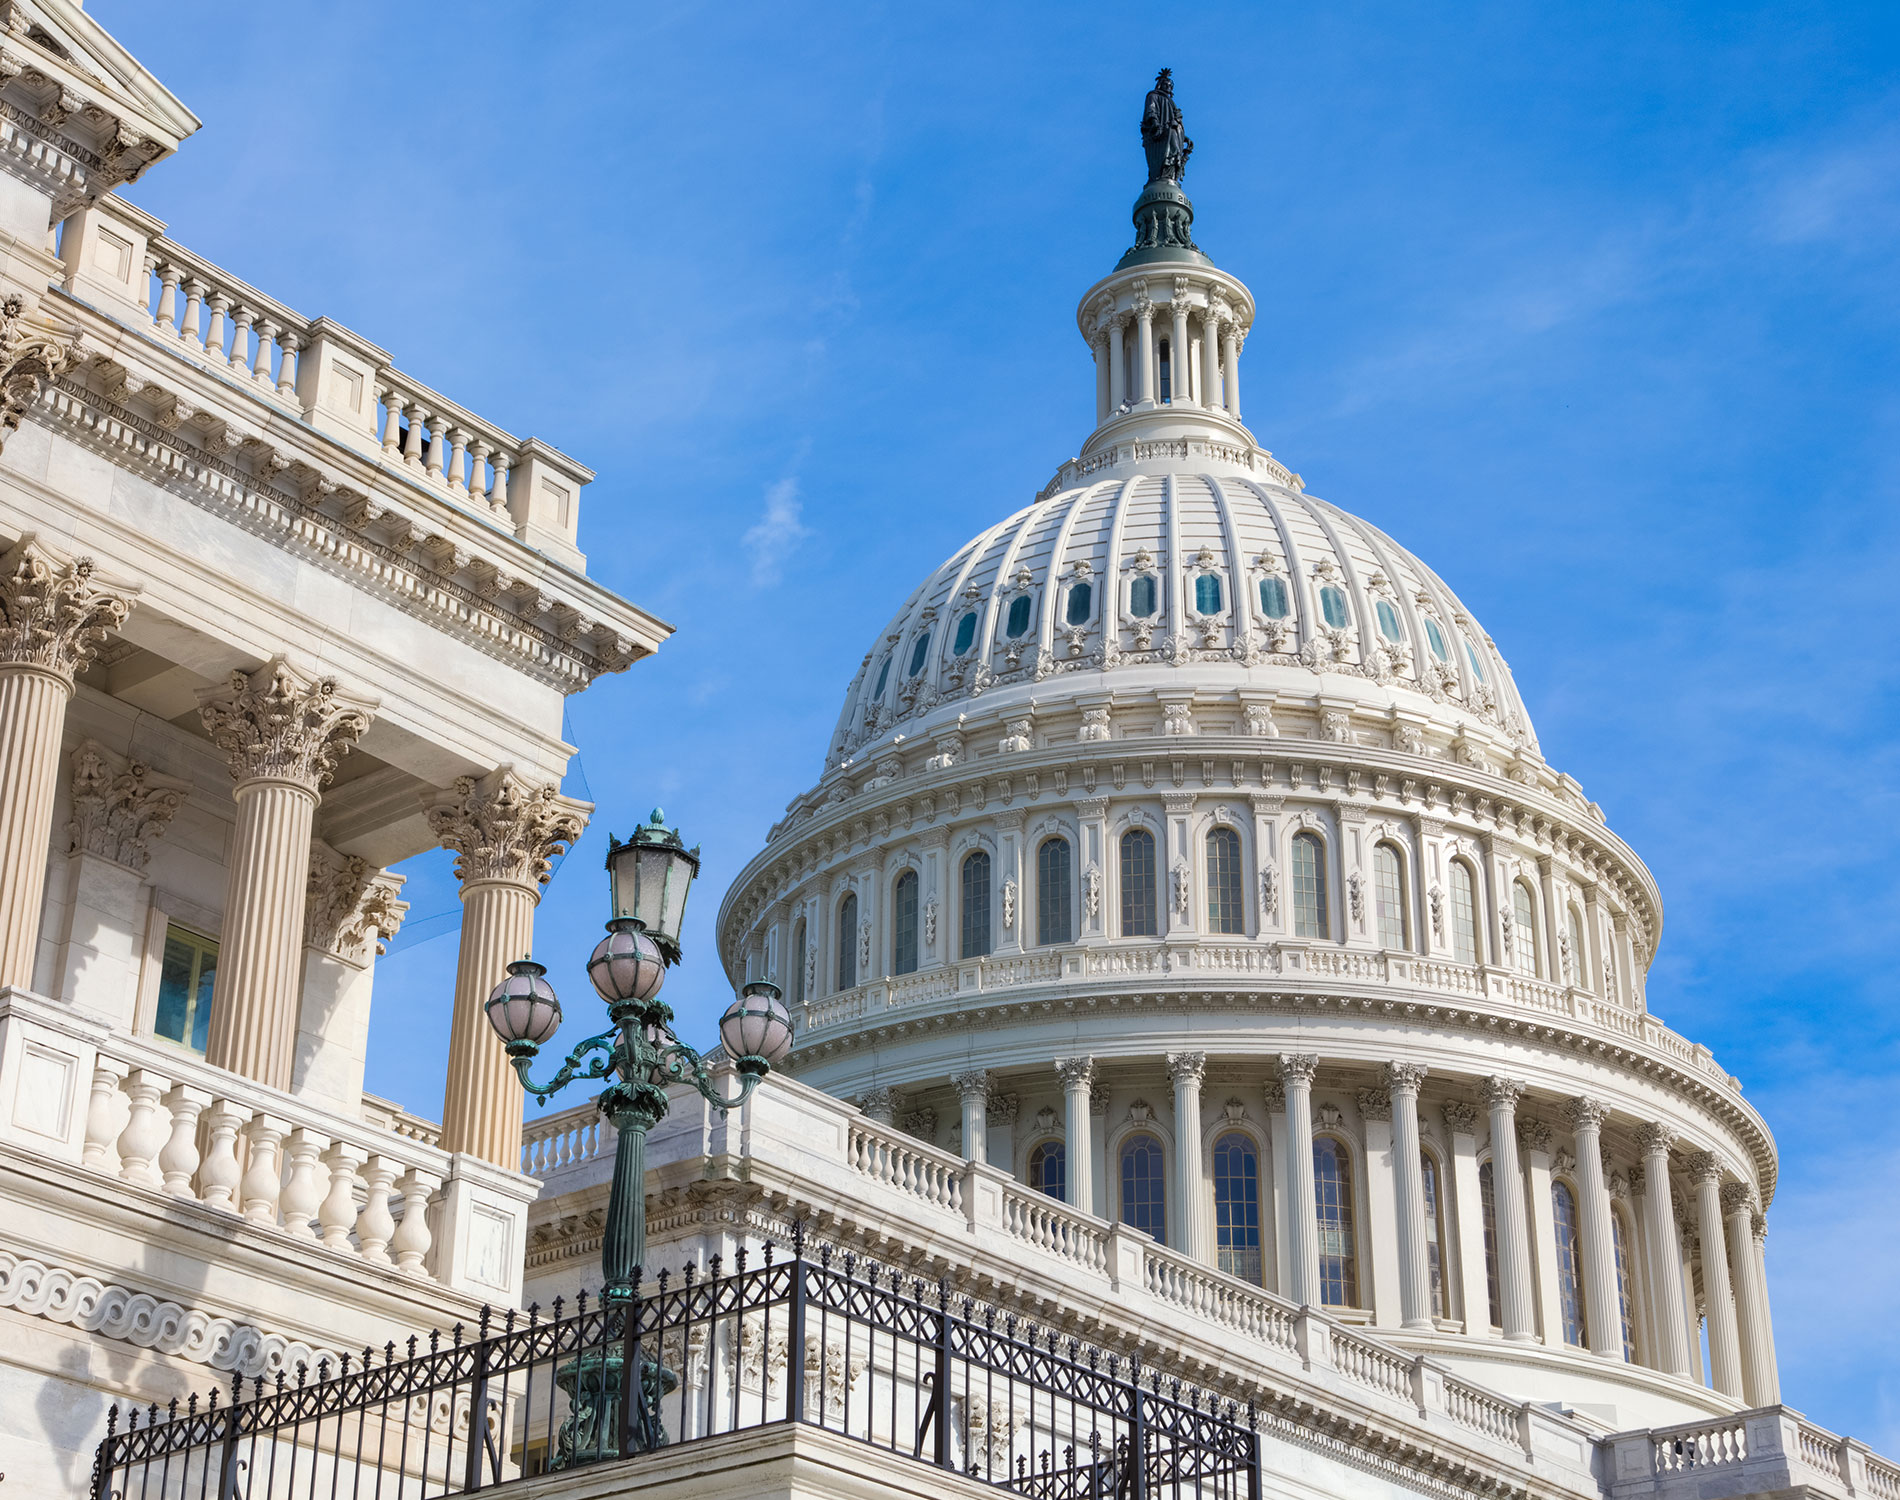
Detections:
[742, 476, 810, 586]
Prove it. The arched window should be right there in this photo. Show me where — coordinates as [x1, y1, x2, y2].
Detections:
[1512, 881, 1539, 977]
[1314, 1137, 1358, 1307]
[1463, 636, 1487, 683]
[1292, 832, 1328, 939]
[906, 631, 931, 677]
[836, 893, 858, 991]
[1158, 338, 1173, 403]
[1374, 842, 1407, 950]
[1206, 826, 1244, 935]
[871, 655, 892, 700]
[1130, 574, 1158, 618]
[892, 870, 920, 976]
[1320, 585, 1350, 629]
[1194, 574, 1223, 615]
[1449, 860, 1479, 965]
[1066, 581, 1092, 625]
[960, 851, 992, 959]
[1423, 617, 1449, 661]
[1375, 599, 1403, 642]
[1567, 904, 1589, 989]
[1037, 836, 1073, 946]
[1120, 1134, 1167, 1242]
[791, 919, 807, 1009]
[1479, 1160, 1502, 1329]
[1421, 1149, 1447, 1319]
[1120, 828, 1158, 937]
[1611, 1205, 1639, 1362]
[1030, 1140, 1066, 1202]
[1006, 595, 1034, 639]
[952, 610, 978, 656]
[1213, 1132, 1262, 1285]
[1552, 1181, 1588, 1348]
[1258, 576, 1290, 619]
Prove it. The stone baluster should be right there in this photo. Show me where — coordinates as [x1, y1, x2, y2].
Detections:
[1637, 1123, 1694, 1376]
[0, 538, 135, 985]
[401, 403, 426, 468]
[952, 1068, 989, 1165]
[226, 305, 255, 372]
[154, 263, 181, 332]
[203, 292, 230, 359]
[198, 659, 373, 1090]
[1566, 1097, 1625, 1360]
[177, 278, 204, 346]
[391, 1168, 439, 1275]
[240, 1114, 285, 1225]
[427, 768, 587, 1165]
[319, 1141, 365, 1251]
[489, 454, 512, 517]
[1059, 1056, 1095, 1214]
[1133, 289, 1155, 405]
[467, 440, 493, 509]
[378, 386, 404, 456]
[1687, 1151, 1744, 1397]
[1481, 1076, 1537, 1343]
[141, 253, 158, 317]
[280, 1127, 329, 1240]
[198, 1100, 247, 1211]
[1168, 1051, 1208, 1260]
[1387, 1063, 1433, 1331]
[446, 428, 469, 494]
[1746, 1209, 1780, 1403]
[276, 333, 301, 397]
[425, 418, 447, 481]
[80, 1059, 127, 1171]
[357, 1155, 399, 1264]
[1222, 322, 1243, 420]
[251, 319, 278, 385]
[1106, 314, 1126, 410]
[158, 1083, 209, 1197]
[114, 1068, 169, 1189]
[1279, 1053, 1321, 1306]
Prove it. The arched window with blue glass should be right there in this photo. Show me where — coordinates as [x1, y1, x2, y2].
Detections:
[1319, 585, 1350, 630]
[1030, 1140, 1066, 1202]
[1205, 825, 1244, 935]
[1552, 1180, 1588, 1348]
[1512, 880, 1540, 977]
[892, 869, 920, 976]
[835, 892, 858, 991]
[1423, 616, 1449, 662]
[870, 654, 892, 702]
[1119, 1134, 1167, 1243]
[1129, 573, 1158, 620]
[1375, 599, 1403, 643]
[906, 631, 931, 678]
[1258, 575, 1290, 620]
[1213, 1131, 1262, 1284]
[1065, 580, 1093, 626]
[960, 850, 992, 959]
[1037, 836, 1073, 946]
[952, 610, 979, 656]
[1006, 594, 1035, 639]
[1463, 635, 1488, 683]
[1120, 827, 1158, 937]
[1314, 1136, 1359, 1307]
[1449, 859, 1480, 965]
[1194, 573, 1223, 615]
[1291, 831, 1329, 939]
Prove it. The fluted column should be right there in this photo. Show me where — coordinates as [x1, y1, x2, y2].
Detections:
[1058, 1057, 1094, 1214]
[1107, 316, 1126, 410]
[1168, 295, 1190, 404]
[1200, 309, 1222, 410]
[1168, 1051, 1207, 1260]
[1221, 323, 1243, 420]
[1386, 1063, 1433, 1330]
[952, 1069, 989, 1166]
[427, 767, 588, 1165]
[1567, 1098, 1625, 1360]
[1279, 1053, 1320, 1306]
[1637, 1124, 1694, 1377]
[1748, 1210, 1781, 1402]
[1481, 1076, 1537, 1342]
[1133, 291, 1155, 404]
[1721, 1185, 1770, 1403]
[1687, 1152, 1744, 1397]
[199, 661, 374, 1089]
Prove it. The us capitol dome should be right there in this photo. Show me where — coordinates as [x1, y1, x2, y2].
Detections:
[716, 72, 1777, 1429]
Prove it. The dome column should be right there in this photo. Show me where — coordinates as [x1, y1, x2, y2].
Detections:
[1279, 1054, 1321, 1306]
[1199, 305, 1222, 411]
[1092, 332, 1110, 423]
[1168, 291, 1190, 405]
[1386, 1064, 1434, 1332]
[1745, 1209, 1781, 1403]
[1566, 1098, 1626, 1360]
[1058, 1057, 1095, 1215]
[1636, 1124, 1695, 1376]
[1168, 1051, 1208, 1260]
[1723, 1184, 1774, 1403]
[1107, 314, 1127, 410]
[1221, 322, 1242, 421]
[1481, 1076, 1538, 1342]
[1133, 289, 1155, 404]
[1687, 1152, 1745, 1397]
[952, 1069, 989, 1165]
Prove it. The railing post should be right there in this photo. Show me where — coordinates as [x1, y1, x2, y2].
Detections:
[1127, 1357, 1148, 1500]
[785, 1225, 809, 1425]
[463, 1310, 492, 1492]
[90, 1407, 116, 1500]
[932, 1277, 953, 1469]
[1246, 1403, 1263, 1500]
[216, 1373, 244, 1500]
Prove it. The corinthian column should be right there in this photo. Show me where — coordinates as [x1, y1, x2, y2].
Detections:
[1747, 1209, 1781, 1403]
[1168, 1051, 1208, 1260]
[1723, 1184, 1771, 1403]
[198, 660, 372, 1089]
[0, 537, 134, 987]
[1687, 1152, 1744, 1397]
[1057, 1057, 1095, 1213]
[951, 1068, 989, 1165]
[1637, 1123, 1694, 1377]
[1481, 1076, 1537, 1343]
[427, 767, 588, 1165]
[1566, 1097, 1625, 1360]
[1279, 1053, 1320, 1306]
[1386, 1063, 1433, 1330]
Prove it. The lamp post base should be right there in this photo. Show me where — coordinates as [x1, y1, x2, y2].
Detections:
[553, 1345, 679, 1467]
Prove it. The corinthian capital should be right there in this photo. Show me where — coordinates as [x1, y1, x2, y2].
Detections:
[0, 296, 76, 448]
[951, 1068, 990, 1101]
[197, 658, 375, 791]
[0, 535, 134, 681]
[1166, 1050, 1206, 1088]
[1720, 1181, 1755, 1217]
[425, 765, 590, 889]
[1384, 1062, 1427, 1094]
[1480, 1075, 1525, 1112]
[305, 840, 409, 960]
[1565, 1096, 1610, 1133]
[1278, 1052, 1319, 1086]
[1056, 1056, 1095, 1089]
[1684, 1150, 1726, 1185]
[1634, 1122, 1678, 1158]
[66, 740, 187, 872]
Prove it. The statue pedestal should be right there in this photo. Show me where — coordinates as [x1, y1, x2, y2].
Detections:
[1117, 180, 1207, 269]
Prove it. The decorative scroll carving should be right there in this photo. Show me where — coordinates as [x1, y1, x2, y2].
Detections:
[1480, 1076, 1525, 1111]
[0, 534, 133, 680]
[305, 840, 409, 960]
[66, 740, 186, 871]
[1441, 1100, 1480, 1136]
[425, 764, 588, 888]
[198, 657, 374, 791]
[1056, 1057, 1095, 1089]
[0, 295, 73, 447]
[1356, 1088, 1391, 1123]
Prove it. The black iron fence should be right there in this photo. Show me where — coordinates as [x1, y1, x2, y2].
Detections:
[93, 1226, 1260, 1500]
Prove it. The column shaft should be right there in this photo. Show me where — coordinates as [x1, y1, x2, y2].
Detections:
[1747, 1216, 1781, 1402]
[0, 666, 70, 986]
[1169, 1052, 1207, 1260]
[1200, 314, 1221, 409]
[1135, 309, 1155, 403]
[953, 1069, 989, 1166]
[1060, 1059, 1094, 1215]
[1690, 1159, 1743, 1397]
[439, 878, 536, 1162]
[1570, 1102, 1625, 1359]
[1222, 326, 1242, 419]
[1388, 1068, 1433, 1330]
[1483, 1078, 1537, 1342]
[1107, 319, 1127, 409]
[1725, 1192, 1771, 1403]
[1280, 1056, 1320, 1306]
[1169, 304, 1190, 403]
[1639, 1129, 1694, 1376]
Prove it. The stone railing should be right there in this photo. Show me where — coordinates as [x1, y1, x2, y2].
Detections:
[359, 1092, 442, 1147]
[520, 1099, 614, 1178]
[1604, 1407, 1900, 1500]
[845, 1117, 964, 1215]
[0, 988, 534, 1304]
[1001, 1179, 1109, 1273]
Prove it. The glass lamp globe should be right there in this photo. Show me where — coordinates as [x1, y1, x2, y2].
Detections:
[588, 918, 666, 1005]
[605, 809, 701, 966]
[718, 981, 794, 1075]
[484, 959, 562, 1049]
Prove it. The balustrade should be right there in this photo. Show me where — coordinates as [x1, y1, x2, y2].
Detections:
[845, 1118, 963, 1214]
[520, 1099, 614, 1176]
[1002, 1182, 1108, 1271]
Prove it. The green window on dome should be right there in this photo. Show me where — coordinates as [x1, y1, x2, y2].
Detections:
[1424, 617, 1449, 661]
[1066, 581, 1092, 625]
[907, 631, 931, 677]
[1194, 574, 1223, 615]
[1258, 577, 1289, 619]
[1006, 595, 1033, 638]
[1464, 637, 1487, 682]
[872, 655, 891, 699]
[952, 610, 978, 655]
[1375, 600, 1402, 642]
[1130, 575, 1157, 618]
[1320, 586, 1349, 629]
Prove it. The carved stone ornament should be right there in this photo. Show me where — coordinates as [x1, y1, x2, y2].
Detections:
[1262, 1080, 1286, 1111]
[1083, 862, 1102, 920]
[1384, 1062, 1428, 1094]
[1259, 862, 1278, 919]
[1480, 1076, 1525, 1111]
[1001, 878, 1018, 930]
[951, 1069, 989, 1101]
[923, 894, 939, 948]
[1278, 1052, 1319, 1086]
[425, 764, 589, 888]
[1565, 1096, 1610, 1133]
[1356, 1088, 1391, 1123]
[1166, 1050, 1206, 1088]
[1516, 1118, 1554, 1156]
[1720, 1181, 1754, 1217]
[985, 1090, 1019, 1126]
[1685, 1150, 1725, 1185]
[1634, 1122, 1678, 1157]
[199, 658, 375, 792]
[0, 535, 134, 680]
[65, 740, 186, 872]
[1171, 859, 1190, 919]
[305, 840, 409, 960]
[0, 294, 74, 447]
[902, 1108, 938, 1141]
[1441, 1100, 1480, 1136]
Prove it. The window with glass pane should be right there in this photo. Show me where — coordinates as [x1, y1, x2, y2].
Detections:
[1313, 1137, 1358, 1307]
[1130, 575, 1158, 618]
[1037, 837, 1073, 946]
[1320, 586, 1349, 628]
[1292, 833, 1327, 938]
[1552, 1181, 1588, 1347]
[1194, 574, 1223, 615]
[1006, 595, 1033, 638]
[1120, 1135, 1166, 1242]
[1158, 339, 1172, 403]
[836, 893, 858, 990]
[1479, 1160, 1503, 1328]
[1450, 861, 1479, 965]
[1258, 576, 1290, 619]
[1463, 637, 1487, 682]
[153, 925, 218, 1054]
[1374, 843, 1407, 950]
[1066, 582, 1092, 625]
[960, 851, 992, 958]
[1612, 1207, 1639, 1361]
[892, 870, 920, 975]
[872, 656, 891, 699]
[1375, 599, 1402, 641]
[791, 920, 807, 1008]
[1205, 826, 1244, 935]
[1424, 617, 1449, 660]
[953, 610, 978, 655]
[906, 632, 931, 677]
[1513, 882, 1539, 976]
[1119, 829, 1157, 937]
[1030, 1141, 1067, 1202]
[1422, 1151, 1446, 1318]
[1213, 1133, 1262, 1285]
[1568, 905, 1589, 989]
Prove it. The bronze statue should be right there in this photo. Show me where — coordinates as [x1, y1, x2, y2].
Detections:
[1141, 68, 1193, 184]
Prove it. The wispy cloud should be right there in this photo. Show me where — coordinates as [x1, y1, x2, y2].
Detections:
[742, 476, 811, 586]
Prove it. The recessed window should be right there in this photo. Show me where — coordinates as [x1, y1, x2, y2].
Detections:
[1194, 574, 1223, 615]
[1120, 1134, 1167, 1242]
[1424, 618, 1449, 661]
[836, 893, 858, 991]
[791, 919, 807, 1009]
[906, 632, 931, 677]
[1422, 1151, 1447, 1318]
[1480, 1160, 1503, 1329]
[1612, 1208, 1639, 1361]
[1213, 1133, 1262, 1285]
[1292, 832, 1328, 939]
[1374, 842, 1407, 950]
[1037, 836, 1073, 946]
[1463, 637, 1487, 683]
[1258, 577, 1290, 619]
[892, 870, 920, 975]
[1320, 586, 1349, 629]
[1206, 826, 1244, 935]
[872, 656, 891, 700]
[1449, 861, 1479, 965]
[1375, 600, 1402, 642]
[1006, 595, 1034, 639]
[960, 851, 992, 959]
[1030, 1141, 1066, 1202]
[1314, 1137, 1358, 1307]
[1130, 575, 1158, 619]
[1513, 881, 1539, 977]
[154, 925, 218, 1054]
[1120, 828, 1158, 937]
[1553, 1181, 1589, 1348]
[1066, 581, 1092, 626]
[1158, 338, 1173, 404]
[1567, 905, 1589, 990]
[952, 610, 978, 655]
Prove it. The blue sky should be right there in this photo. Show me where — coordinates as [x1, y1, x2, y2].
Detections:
[109, 0, 1898, 1443]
